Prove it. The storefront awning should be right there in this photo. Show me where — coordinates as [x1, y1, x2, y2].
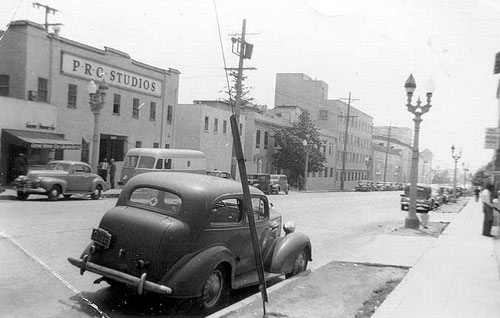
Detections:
[3, 129, 81, 150]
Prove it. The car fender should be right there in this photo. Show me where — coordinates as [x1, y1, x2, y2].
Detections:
[159, 245, 235, 297]
[92, 178, 109, 191]
[268, 232, 312, 274]
[39, 177, 68, 192]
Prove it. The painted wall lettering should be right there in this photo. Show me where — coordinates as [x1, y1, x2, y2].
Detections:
[61, 52, 162, 97]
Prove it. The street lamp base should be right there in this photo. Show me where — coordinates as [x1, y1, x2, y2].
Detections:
[404, 217, 420, 229]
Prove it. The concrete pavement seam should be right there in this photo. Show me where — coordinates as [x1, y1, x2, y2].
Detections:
[0, 231, 110, 318]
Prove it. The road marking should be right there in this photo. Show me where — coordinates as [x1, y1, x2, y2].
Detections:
[0, 232, 110, 318]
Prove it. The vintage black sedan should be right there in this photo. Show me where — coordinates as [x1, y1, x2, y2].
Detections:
[12, 160, 108, 200]
[68, 172, 312, 310]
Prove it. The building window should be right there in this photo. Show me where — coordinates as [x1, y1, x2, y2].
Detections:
[136, 141, 142, 148]
[214, 118, 218, 132]
[132, 98, 140, 118]
[264, 132, 269, 149]
[67, 84, 77, 108]
[204, 116, 209, 130]
[38, 77, 48, 102]
[150, 102, 156, 121]
[0, 74, 9, 96]
[223, 120, 227, 133]
[80, 138, 89, 163]
[165, 143, 171, 149]
[113, 94, 121, 114]
[167, 105, 173, 124]
[319, 109, 328, 120]
[153, 142, 159, 148]
[256, 130, 261, 148]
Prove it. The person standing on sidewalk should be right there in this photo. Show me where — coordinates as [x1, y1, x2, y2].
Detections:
[98, 158, 109, 182]
[480, 183, 495, 237]
[109, 159, 116, 189]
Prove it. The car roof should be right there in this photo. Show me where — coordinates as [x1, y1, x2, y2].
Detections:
[119, 172, 264, 206]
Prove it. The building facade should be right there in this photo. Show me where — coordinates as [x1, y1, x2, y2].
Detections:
[274, 73, 373, 190]
[0, 20, 179, 184]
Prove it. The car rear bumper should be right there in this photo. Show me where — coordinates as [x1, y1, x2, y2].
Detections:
[67, 256, 172, 295]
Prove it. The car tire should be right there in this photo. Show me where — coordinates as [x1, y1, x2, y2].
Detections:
[285, 249, 308, 279]
[200, 266, 227, 310]
[47, 186, 61, 201]
[17, 192, 29, 200]
[285, 187, 289, 195]
[91, 185, 102, 200]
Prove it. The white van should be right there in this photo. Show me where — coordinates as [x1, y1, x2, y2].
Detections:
[119, 148, 207, 186]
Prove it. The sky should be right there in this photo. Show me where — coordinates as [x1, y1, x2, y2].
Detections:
[1, 0, 500, 173]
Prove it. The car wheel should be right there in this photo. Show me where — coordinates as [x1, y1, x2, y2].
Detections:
[91, 185, 102, 200]
[285, 249, 308, 279]
[17, 192, 29, 200]
[200, 266, 227, 310]
[47, 186, 61, 201]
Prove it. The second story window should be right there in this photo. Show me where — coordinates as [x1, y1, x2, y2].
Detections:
[204, 116, 209, 130]
[0, 74, 9, 96]
[214, 118, 218, 132]
[67, 84, 77, 108]
[113, 94, 121, 114]
[150, 102, 156, 121]
[167, 105, 173, 124]
[223, 120, 227, 133]
[264, 131, 269, 149]
[38, 77, 48, 102]
[132, 98, 140, 118]
[135, 141, 142, 148]
[256, 130, 261, 148]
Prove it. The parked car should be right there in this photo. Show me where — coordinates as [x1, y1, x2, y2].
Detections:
[270, 174, 289, 194]
[355, 180, 373, 192]
[68, 172, 311, 310]
[12, 160, 108, 201]
[400, 183, 435, 212]
[206, 170, 232, 179]
[247, 173, 272, 194]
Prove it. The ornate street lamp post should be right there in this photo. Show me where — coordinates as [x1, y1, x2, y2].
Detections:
[302, 139, 309, 192]
[365, 155, 371, 180]
[451, 145, 462, 202]
[404, 74, 435, 229]
[88, 81, 108, 173]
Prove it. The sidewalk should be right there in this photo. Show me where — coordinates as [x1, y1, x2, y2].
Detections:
[212, 199, 500, 318]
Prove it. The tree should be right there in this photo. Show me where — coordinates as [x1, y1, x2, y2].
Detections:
[220, 71, 255, 109]
[272, 111, 326, 186]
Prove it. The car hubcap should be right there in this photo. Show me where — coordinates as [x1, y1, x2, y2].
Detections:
[203, 270, 222, 307]
[295, 251, 306, 272]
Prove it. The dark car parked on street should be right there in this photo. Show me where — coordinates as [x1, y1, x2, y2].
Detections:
[68, 172, 312, 310]
[247, 173, 272, 194]
[400, 183, 435, 212]
[12, 160, 108, 201]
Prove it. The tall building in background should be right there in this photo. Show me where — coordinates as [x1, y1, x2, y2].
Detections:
[274, 73, 373, 190]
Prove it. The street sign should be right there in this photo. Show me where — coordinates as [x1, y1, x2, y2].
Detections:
[485, 127, 500, 149]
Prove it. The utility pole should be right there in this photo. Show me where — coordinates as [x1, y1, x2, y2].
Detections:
[383, 123, 392, 182]
[33, 2, 62, 31]
[228, 19, 255, 179]
[339, 92, 359, 190]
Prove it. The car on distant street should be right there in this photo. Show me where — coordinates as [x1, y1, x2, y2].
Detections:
[270, 174, 289, 194]
[355, 180, 373, 192]
[400, 183, 435, 212]
[68, 172, 312, 311]
[247, 173, 272, 194]
[12, 160, 108, 201]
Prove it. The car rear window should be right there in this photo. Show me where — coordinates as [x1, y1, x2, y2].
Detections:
[129, 187, 182, 216]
